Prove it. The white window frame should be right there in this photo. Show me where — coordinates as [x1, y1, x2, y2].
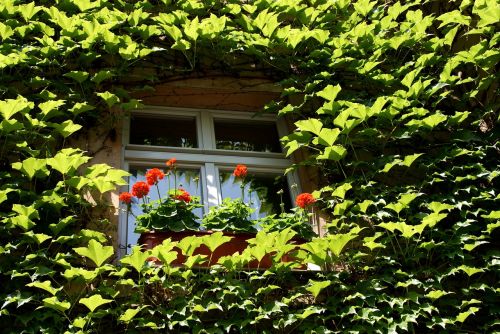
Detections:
[118, 106, 301, 256]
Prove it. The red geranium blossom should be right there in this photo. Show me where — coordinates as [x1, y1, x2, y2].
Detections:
[145, 168, 165, 185]
[173, 188, 191, 203]
[119, 192, 133, 204]
[233, 164, 248, 179]
[166, 158, 177, 168]
[131, 181, 150, 199]
[295, 193, 316, 208]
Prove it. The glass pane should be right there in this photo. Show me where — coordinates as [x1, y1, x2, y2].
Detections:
[130, 115, 197, 148]
[219, 171, 292, 220]
[214, 120, 281, 153]
[126, 167, 203, 251]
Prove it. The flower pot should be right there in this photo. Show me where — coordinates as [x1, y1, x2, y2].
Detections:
[138, 230, 305, 269]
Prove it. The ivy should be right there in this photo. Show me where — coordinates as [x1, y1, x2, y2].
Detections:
[0, 0, 498, 333]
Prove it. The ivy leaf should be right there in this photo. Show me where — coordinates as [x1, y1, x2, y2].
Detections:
[317, 145, 347, 161]
[306, 280, 331, 299]
[328, 230, 359, 257]
[91, 70, 114, 85]
[42, 296, 70, 313]
[0, 96, 33, 120]
[0, 189, 13, 204]
[0, 22, 14, 40]
[428, 202, 454, 213]
[69, 102, 95, 116]
[12, 157, 48, 179]
[456, 265, 484, 277]
[317, 84, 341, 101]
[74, 239, 114, 267]
[331, 183, 352, 199]
[436, 10, 471, 28]
[295, 118, 323, 135]
[0, 119, 24, 133]
[426, 290, 450, 301]
[49, 216, 76, 236]
[96, 91, 120, 108]
[120, 246, 149, 273]
[455, 307, 480, 323]
[51, 120, 82, 138]
[119, 308, 142, 323]
[23, 231, 51, 245]
[79, 294, 112, 312]
[202, 232, 232, 253]
[481, 211, 500, 219]
[26, 280, 60, 296]
[316, 128, 340, 146]
[63, 71, 89, 83]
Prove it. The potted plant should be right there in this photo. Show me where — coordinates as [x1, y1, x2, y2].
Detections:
[119, 161, 317, 268]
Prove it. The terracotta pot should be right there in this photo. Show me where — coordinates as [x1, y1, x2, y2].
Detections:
[138, 230, 304, 269]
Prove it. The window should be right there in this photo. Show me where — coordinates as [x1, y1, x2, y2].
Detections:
[119, 107, 300, 255]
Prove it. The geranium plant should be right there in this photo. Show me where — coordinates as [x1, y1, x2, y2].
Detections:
[120, 160, 201, 232]
[202, 165, 317, 239]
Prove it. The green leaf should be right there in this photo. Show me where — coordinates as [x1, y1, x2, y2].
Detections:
[0, 96, 33, 120]
[79, 294, 112, 312]
[426, 290, 450, 301]
[0, 119, 24, 133]
[0, 189, 13, 204]
[51, 120, 82, 138]
[428, 201, 454, 213]
[202, 232, 232, 253]
[27, 280, 60, 296]
[295, 118, 323, 135]
[23, 231, 51, 245]
[177, 236, 204, 256]
[328, 229, 360, 257]
[331, 183, 352, 199]
[91, 70, 114, 84]
[49, 216, 75, 236]
[482, 211, 500, 219]
[47, 149, 90, 175]
[306, 280, 331, 299]
[42, 296, 70, 313]
[457, 265, 484, 277]
[436, 10, 471, 28]
[69, 102, 95, 116]
[12, 157, 48, 179]
[74, 239, 114, 267]
[316, 128, 341, 146]
[455, 307, 480, 323]
[120, 246, 149, 273]
[63, 71, 89, 83]
[0, 22, 14, 40]
[96, 91, 120, 108]
[317, 145, 347, 161]
[317, 84, 341, 101]
[119, 308, 142, 323]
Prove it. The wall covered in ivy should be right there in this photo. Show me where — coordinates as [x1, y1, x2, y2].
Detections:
[0, 0, 498, 333]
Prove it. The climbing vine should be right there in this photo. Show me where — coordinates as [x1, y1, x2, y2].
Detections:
[0, 0, 498, 333]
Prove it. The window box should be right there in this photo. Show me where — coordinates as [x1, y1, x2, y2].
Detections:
[138, 230, 306, 269]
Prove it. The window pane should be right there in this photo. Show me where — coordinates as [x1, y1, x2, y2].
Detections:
[214, 120, 281, 152]
[219, 171, 292, 220]
[130, 115, 197, 148]
[126, 167, 203, 250]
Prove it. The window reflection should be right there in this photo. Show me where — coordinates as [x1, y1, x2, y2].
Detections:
[214, 120, 281, 152]
[219, 171, 291, 220]
[126, 167, 202, 250]
[130, 115, 197, 148]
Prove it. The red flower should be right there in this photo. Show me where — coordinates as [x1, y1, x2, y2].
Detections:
[145, 168, 165, 185]
[166, 158, 177, 168]
[119, 192, 133, 204]
[131, 181, 150, 199]
[295, 193, 316, 208]
[173, 188, 191, 203]
[233, 164, 248, 179]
